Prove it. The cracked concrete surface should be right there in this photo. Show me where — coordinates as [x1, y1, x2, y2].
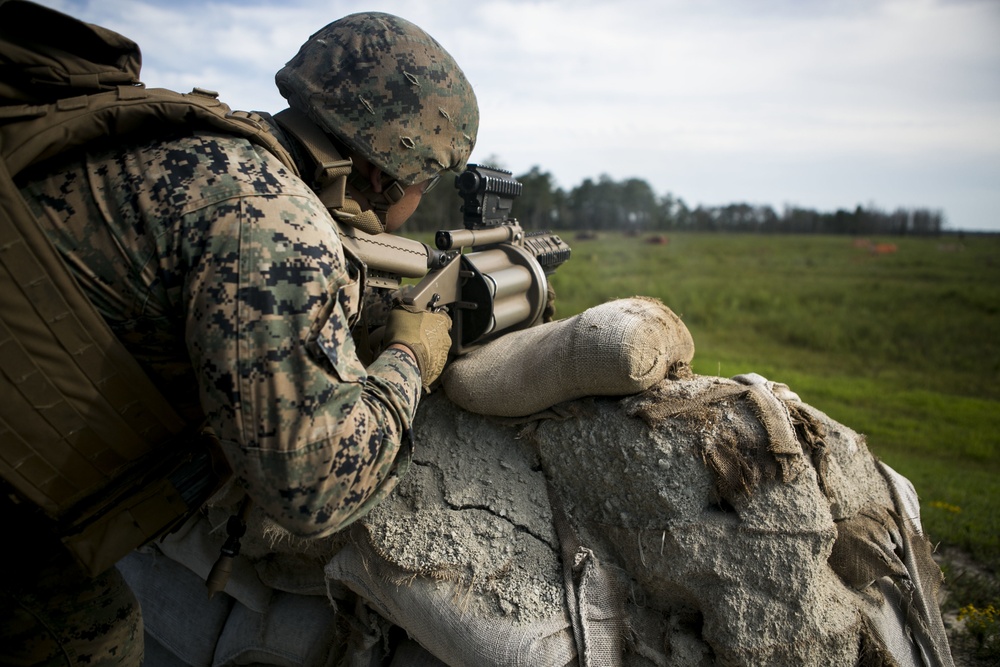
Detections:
[361, 395, 564, 622]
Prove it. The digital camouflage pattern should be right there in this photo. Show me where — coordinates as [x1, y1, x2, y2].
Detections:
[276, 13, 479, 186]
[5, 6, 457, 662]
[17, 130, 422, 538]
[0, 547, 142, 666]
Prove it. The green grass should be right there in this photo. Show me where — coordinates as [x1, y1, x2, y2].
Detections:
[549, 231, 1000, 574]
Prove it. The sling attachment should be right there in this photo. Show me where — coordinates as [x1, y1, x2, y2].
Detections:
[205, 493, 252, 599]
[335, 198, 388, 236]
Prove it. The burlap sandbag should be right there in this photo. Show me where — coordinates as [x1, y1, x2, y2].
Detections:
[328, 376, 954, 666]
[125, 372, 954, 666]
[534, 373, 954, 667]
[441, 296, 694, 417]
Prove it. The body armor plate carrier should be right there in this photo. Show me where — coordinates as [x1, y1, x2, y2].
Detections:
[0, 0, 299, 575]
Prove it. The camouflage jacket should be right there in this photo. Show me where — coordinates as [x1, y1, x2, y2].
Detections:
[16, 128, 422, 538]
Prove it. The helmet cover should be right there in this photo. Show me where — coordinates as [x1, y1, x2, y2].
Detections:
[276, 13, 479, 186]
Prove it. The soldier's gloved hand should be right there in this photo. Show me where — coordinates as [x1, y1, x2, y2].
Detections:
[383, 303, 452, 390]
[543, 282, 557, 323]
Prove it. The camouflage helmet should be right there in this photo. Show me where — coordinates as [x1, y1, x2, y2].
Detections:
[275, 13, 479, 187]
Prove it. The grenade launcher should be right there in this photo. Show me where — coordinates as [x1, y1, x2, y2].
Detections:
[338, 164, 571, 355]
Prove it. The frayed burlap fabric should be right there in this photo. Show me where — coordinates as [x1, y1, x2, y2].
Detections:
[441, 296, 695, 417]
[122, 371, 955, 666]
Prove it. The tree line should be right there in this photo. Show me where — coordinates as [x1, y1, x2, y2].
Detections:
[407, 165, 946, 236]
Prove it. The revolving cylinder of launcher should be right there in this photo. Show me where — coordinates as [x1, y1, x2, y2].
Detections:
[450, 242, 549, 352]
[404, 224, 549, 353]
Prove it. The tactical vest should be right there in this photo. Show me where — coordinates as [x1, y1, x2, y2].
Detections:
[0, 0, 304, 576]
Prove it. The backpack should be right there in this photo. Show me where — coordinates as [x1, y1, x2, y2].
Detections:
[0, 0, 299, 576]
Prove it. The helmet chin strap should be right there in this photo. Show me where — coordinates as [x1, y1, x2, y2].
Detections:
[273, 108, 400, 235]
[346, 169, 407, 220]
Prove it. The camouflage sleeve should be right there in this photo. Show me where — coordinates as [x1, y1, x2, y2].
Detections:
[179, 139, 422, 538]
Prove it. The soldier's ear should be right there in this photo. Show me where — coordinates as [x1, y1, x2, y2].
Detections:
[370, 166, 384, 194]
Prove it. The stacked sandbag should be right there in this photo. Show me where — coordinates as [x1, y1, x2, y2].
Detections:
[535, 372, 952, 665]
[326, 297, 701, 665]
[326, 395, 578, 666]
[441, 297, 695, 417]
[122, 296, 953, 665]
[327, 371, 954, 666]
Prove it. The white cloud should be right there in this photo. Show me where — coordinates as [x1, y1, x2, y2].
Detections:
[23, 0, 1000, 229]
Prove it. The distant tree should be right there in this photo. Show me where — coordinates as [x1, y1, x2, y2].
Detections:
[620, 178, 660, 232]
[690, 205, 716, 231]
[757, 205, 779, 232]
[514, 166, 564, 230]
[405, 160, 945, 237]
[889, 208, 911, 235]
[671, 196, 692, 229]
[566, 177, 602, 230]
[717, 203, 756, 230]
[562, 175, 662, 231]
[912, 208, 944, 235]
[781, 206, 821, 233]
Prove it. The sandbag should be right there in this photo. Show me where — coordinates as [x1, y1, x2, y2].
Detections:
[534, 373, 953, 666]
[330, 373, 954, 666]
[129, 372, 955, 666]
[440, 297, 694, 417]
[118, 546, 343, 667]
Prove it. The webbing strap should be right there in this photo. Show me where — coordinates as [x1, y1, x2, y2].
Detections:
[0, 153, 185, 517]
[271, 108, 386, 235]
[0, 85, 300, 179]
[272, 108, 352, 210]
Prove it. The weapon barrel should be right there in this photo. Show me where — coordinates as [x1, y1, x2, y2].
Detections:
[436, 226, 517, 251]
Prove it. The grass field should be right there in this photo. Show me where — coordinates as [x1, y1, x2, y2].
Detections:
[548, 231, 1000, 590]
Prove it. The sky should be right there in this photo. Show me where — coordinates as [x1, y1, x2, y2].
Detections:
[34, 0, 1000, 231]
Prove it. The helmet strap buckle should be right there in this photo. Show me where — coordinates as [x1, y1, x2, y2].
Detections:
[382, 179, 406, 205]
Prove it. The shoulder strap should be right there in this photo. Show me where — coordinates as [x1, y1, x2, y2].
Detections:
[272, 107, 384, 235]
[0, 85, 300, 178]
[273, 108, 353, 210]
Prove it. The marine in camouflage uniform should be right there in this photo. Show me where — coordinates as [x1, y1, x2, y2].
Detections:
[0, 11, 478, 666]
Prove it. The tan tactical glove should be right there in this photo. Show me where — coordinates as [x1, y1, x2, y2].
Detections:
[543, 282, 557, 323]
[383, 303, 452, 390]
